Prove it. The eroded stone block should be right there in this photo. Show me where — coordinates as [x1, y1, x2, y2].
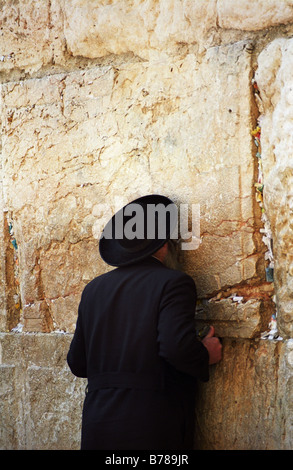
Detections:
[256, 38, 293, 338]
[1, 41, 259, 334]
[0, 0, 64, 74]
[0, 332, 85, 450]
[196, 298, 272, 339]
[195, 338, 293, 449]
[63, 0, 218, 61]
[0, 365, 17, 449]
[218, 0, 293, 31]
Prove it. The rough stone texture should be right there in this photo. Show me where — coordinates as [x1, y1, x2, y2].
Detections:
[0, 0, 293, 451]
[0, 0, 65, 75]
[2, 0, 293, 79]
[196, 297, 274, 339]
[62, 0, 218, 61]
[63, 0, 293, 61]
[195, 338, 293, 450]
[256, 38, 293, 338]
[1, 41, 266, 336]
[218, 0, 293, 31]
[0, 332, 85, 450]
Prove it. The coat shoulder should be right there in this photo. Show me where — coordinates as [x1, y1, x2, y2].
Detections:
[82, 258, 196, 298]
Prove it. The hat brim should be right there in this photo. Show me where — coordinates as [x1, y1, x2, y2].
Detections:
[99, 194, 177, 267]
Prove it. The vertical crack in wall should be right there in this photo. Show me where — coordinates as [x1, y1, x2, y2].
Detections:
[3, 212, 22, 331]
[251, 75, 279, 340]
[33, 249, 54, 333]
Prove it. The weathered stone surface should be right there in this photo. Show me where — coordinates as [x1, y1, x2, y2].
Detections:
[218, 0, 293, 31]
[63, 0, 293, 61]
[195, 338, 293, 450]
[0, 0, 65, 75]
[255, 38, 293, 338]
[2, 0, 293, 79]
[0, 332, 85, 450]
[196, 297, 273, 339]
[1, 41, 261, 334]
[62, 0, 218, 61]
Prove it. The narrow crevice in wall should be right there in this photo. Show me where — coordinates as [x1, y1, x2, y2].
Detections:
[248, 45, 269, 281]
[250, 65, 278, 340]
[3, 212, 22, 331]
[24, 249, 54, 333]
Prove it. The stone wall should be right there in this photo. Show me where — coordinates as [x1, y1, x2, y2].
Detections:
[1, 0, 293, 450]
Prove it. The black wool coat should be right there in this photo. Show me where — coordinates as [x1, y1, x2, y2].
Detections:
[67, 256, 209, 450]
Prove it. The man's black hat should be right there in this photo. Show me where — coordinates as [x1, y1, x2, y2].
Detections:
[99, 194, 178, 267]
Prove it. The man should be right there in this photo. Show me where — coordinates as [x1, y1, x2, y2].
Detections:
[67, 194, 222, 450]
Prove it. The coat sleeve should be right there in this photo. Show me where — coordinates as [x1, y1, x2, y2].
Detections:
[67, 298, 87, 378]
[157, 272, 209, 382]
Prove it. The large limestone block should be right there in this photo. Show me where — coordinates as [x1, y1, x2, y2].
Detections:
[195, 338, 293, 450]
[2, 0, 293, 78]
[63, 0, 218, 61]
[196, 297, 274, 339]
[255, 38, 293, 338]
[63, 0, 293, 62]
[0, 332, 85, 450]
[0, 364, 17, 448]
[218, 0, 293, 31]
[1, 68, 115, 332]
[1, 41, 259, 334]
[0, 0, 64, 75]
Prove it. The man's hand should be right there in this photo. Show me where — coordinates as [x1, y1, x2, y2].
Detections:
[202, 326, 222, 365]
